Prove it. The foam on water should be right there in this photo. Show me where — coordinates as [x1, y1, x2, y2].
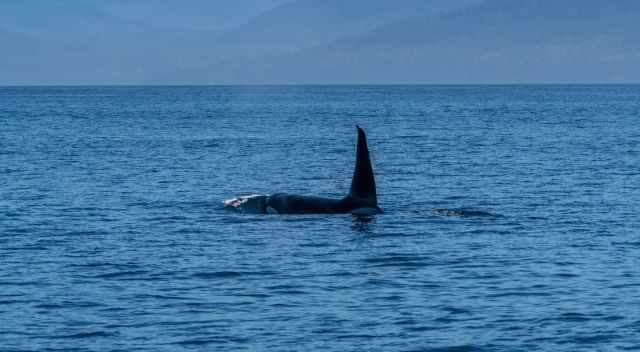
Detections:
[223, 194, 268, 213]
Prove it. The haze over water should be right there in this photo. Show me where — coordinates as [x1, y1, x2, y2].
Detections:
[2, 85, 640, 351]
[2, 0, 639, 84]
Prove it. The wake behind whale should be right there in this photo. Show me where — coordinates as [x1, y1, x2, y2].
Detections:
[224, 126, 381, 215]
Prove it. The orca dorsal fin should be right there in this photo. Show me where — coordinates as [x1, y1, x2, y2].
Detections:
[349, 126, 378, 205]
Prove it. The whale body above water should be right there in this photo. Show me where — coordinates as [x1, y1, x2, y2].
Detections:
[224, 126, 381, 215]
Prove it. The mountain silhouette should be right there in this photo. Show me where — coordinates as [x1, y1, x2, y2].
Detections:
[214, 0, 640, 83]
[1, 0, 639, 84]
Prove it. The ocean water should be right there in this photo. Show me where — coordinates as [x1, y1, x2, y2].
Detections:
[1, 85, 639, 351]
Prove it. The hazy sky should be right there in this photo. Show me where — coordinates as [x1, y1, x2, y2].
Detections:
[1, 0, 638, 85]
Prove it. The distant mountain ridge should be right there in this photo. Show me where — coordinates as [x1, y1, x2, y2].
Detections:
[210, 0, 481, 55]
[1, 0, 639, 84]
[209, 0, 640, 84]
[102, 0, 289, 31]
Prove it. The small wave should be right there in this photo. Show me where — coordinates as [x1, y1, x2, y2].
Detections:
[0, 280, 41, 286]
[424, 345, 487, 352]
[55, 331, 114, 339]
[35, 301, 103, 309]
[566, 333, 622, 345]
[173, 338, 221, 346]
[173, 336, 250, 346]
[556, 312, 592, 322]
[192, 271, 242, 279]
[433, 208, 502, 218]
[192, 270, 277, 279]
[487, 291, 552, 298]
[66, 262, 128, 269]
[0, 299, 31, 305]
[362, 255, 429, 268]
[92, 270, 149, 279]
[181, 138, 221, 150]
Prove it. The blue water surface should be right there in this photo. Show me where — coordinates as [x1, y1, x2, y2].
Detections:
[1, 85, 640, 351]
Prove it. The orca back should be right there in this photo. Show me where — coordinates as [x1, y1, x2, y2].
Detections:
[349, 126, 378, 206]
[226, 126, 381, 215]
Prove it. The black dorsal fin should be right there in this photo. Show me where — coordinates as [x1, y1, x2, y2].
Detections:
[349, 126, 378, 205]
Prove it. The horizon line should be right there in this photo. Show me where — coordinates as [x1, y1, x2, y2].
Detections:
[2, 83, 640, 88]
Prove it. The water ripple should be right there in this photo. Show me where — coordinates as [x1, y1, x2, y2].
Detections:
[3, 85, 640, 351]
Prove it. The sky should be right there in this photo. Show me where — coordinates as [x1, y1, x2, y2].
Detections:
[1, 0, 639, 85]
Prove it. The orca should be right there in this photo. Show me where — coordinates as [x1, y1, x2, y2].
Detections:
[224, 126, 382, 215]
